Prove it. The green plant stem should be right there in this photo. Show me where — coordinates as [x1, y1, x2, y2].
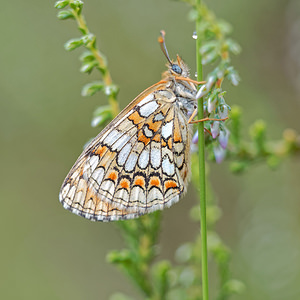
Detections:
[195, 1, 209, 300]
[71, 4, 119, 116]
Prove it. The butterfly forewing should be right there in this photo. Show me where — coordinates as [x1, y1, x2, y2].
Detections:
[59, 57, 197, 221]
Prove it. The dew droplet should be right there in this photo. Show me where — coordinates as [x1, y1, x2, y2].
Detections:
[192, 31, 198, 39]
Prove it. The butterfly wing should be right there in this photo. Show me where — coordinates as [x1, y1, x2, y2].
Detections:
[59, 81, 192, 221]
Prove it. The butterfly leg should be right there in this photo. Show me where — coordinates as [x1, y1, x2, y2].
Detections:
[189, 116, 228, 124]
[175, 76, 206, 85]
[188, 108, 228, 124]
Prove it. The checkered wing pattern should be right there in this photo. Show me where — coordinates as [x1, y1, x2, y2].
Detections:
[59, 82, 192, 221]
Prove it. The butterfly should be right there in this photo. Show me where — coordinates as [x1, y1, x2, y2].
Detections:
[59, 31, 224, 222]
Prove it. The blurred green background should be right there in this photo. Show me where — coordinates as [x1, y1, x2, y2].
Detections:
[1, 0, 300, 299]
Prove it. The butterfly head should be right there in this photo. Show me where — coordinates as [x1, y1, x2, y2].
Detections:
[169, 55, 190, 78]
[159, 31, 190, 78]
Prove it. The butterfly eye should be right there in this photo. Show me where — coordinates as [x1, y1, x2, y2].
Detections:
[171, 64, 182, 75]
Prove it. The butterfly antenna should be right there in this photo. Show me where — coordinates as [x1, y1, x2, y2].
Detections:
[158, 30, 172, 65]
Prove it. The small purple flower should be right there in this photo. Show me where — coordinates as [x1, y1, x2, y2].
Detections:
[219, 105, 229, 119]
[211, 121, 220, 139]
[192, 130, 199, 144]
[213, 145, 226, 163]
[218, 128, 230, 149]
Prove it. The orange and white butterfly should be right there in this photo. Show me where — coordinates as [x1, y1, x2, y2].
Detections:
[59, 32, 214, 221]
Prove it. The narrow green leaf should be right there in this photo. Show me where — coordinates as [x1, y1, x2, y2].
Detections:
[69, 0, 83, 10]
[54, 0, 69, 9]
[64, 37, 83, 51]
[82, 33, 96, 46]
[79, 50, 95, 63]
[91, 105, 113, 127]
[104, 84, 119, 97]
[80, 61, 98, 73]
[91, 113, 113, 128]
[57, 10, 75, 20]
[106, 249, 132, 264]
[81, 81, 105, 96]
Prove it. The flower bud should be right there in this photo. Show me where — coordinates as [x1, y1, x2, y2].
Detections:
[213, 145, 226, 163]
[192, 130, 198, 144]
[211, 121, 220, 139]
[219, 128, 230, 149]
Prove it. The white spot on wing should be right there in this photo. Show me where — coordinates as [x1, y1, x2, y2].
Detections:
[73, 179, 87, 208]
[67, 185, 77, 200]
[125, 152, 138, 172]
[100, 180, 115, 197]
[136, 94, 154, 107]
[162, 156, 175, 176]
[139, 101, 159, 117]
[89, 155, 99, 172]
[117, 143, 132, 166]
[143, 126, 154, 138]
[130, 186, 145, 203]
[150, 143, 161, 169]
[111, 133, 131, 151]
[175, 153, 184, 168]
[147, 187, 163, 203]
[92, 167, 105, 186]
[60, 183, 70, 200]
[138, 147, 149, 169]
[161, 121, 173, 140]
[105, 129, 123, 146]
[115, 189, 129, 203]
[154, 112, 164, 121]
[174, 142, 184, 154]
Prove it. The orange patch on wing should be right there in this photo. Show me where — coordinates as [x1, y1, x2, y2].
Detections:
[173, 127, 182, 142]
[79, 166, 84, 177]
[148, 119, 162, 132]
[150, 177, 160, 187]
[100, 152, 116, 168]
[94, 145, 107, 156]
[128, 111, 144, 125]
[138, 132, 150, 146]
[167, 138, 173, 150]
[134, 177, 145, 188]
[120, 179, 129, 189]
[152, 134, 161, 142]
[108, 171, 117, 181]
[165, 180, 177, 190]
